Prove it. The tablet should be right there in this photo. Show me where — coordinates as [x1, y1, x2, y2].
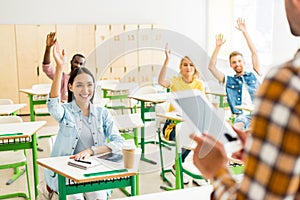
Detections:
[96, 152, 123, 163]
[167, 89, 242, 154]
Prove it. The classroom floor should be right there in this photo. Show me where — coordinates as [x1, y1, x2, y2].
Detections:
[0, 115, 204, 199]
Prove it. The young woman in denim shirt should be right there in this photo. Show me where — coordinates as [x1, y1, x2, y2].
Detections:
[44, 42, 124, 200]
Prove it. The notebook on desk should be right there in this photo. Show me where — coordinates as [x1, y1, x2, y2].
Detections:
[67, 157, 101, 170]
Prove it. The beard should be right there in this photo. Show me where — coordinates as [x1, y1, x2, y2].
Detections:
[71, 65, 79, 72]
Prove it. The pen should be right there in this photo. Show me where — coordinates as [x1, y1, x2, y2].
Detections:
[74, 159, 92, 164]
[0, 132, 23, 137]
[84, 169, 128, 177]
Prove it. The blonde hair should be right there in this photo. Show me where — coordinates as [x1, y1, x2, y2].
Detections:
[179, 56, 200, 79]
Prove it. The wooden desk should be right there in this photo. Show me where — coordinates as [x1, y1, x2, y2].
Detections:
[156, 112, 183, 122]
[0, 121, 47, 198]
[20, 88, 49, 121]
[206, 90, 228, 108]
[234, 104, 254, 113]
[102, 82, 138, 100]
[0, 103, 26, 115]
[102, 83, 138, 113]
[37, 156, 138, 200]
[114, 185, 213, 200]
[129, 93, 167, 165]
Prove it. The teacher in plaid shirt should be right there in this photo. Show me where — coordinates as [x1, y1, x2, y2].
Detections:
[190, 0, 300, 199]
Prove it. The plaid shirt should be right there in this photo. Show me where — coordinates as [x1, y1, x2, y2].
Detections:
[213, 56, 300, 199]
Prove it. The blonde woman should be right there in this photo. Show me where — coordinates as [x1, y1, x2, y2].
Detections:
[158, 44, 206, 184]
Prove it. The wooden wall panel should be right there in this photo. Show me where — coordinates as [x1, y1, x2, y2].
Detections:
[56, 25, 95, 74]
[0, 25, 19, 103]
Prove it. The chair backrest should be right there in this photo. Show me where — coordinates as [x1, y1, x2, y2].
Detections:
[175, 121, 196, 151]
[155, 102, 171, 128]
[0, 99, 13, 105]
[94, 81, 103, 103]
[0, 116, 23, 124]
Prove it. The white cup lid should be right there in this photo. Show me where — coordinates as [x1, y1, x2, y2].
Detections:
[122, 140, 136, 150]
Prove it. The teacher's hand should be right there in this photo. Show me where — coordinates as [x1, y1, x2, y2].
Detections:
[190, 133, 228, 179]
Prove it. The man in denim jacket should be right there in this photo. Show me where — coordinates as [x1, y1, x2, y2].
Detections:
[208, 18, 261, 130]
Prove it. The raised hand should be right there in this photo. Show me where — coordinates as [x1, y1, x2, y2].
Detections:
[165, 43, 171, 60]
[235, 17, 247, 33]
[46, 32, 56, 48]
[215, 34, 226, 47]
[53, 42, 66, 71]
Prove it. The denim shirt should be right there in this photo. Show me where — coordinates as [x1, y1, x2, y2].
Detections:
[226, 72, 260, 114]
[44, 97, 124, 192]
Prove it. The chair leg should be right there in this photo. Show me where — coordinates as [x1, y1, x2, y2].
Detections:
[6, 167, 25, 185]
[24, 150, 32, 200]
[0, 150, 31, 200]
[158, 128, 173, 187]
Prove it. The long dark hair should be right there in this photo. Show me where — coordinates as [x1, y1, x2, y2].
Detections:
[67, 67, 95, 103]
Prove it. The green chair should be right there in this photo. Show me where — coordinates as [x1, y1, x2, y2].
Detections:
[175, 122, 207, 188]
[0, 116, 31, 199]
[155, 102, 177, 187]
[158, 120, 208, 190]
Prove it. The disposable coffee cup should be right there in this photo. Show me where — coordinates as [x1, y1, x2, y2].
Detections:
[122, 141, 136, 169]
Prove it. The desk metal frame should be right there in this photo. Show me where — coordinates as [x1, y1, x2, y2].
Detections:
[20, 89, 48, 122]
[58, 174, 136, 200]
[129, 94, 168, 165]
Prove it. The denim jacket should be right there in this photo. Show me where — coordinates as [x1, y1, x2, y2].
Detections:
[44, 97, 124, 192]
[226, 72, 260, 114]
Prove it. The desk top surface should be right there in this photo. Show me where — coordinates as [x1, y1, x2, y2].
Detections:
[20, 88, 49, 95]
[0, 121, 46, 139]
[129, 93, 167, 103]
[37, 155, 137, 183]
[205, 90, 227, 96]
[101, 82, 138, 91]
[0, 103, 26, 115]
[156, 112, 183, 121]
[114, 185, 213, 200]
[234, 104, 254, 112]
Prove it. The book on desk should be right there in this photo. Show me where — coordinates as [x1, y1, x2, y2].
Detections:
[67, 157, 101, 170]
[67, 152, 123, 170]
